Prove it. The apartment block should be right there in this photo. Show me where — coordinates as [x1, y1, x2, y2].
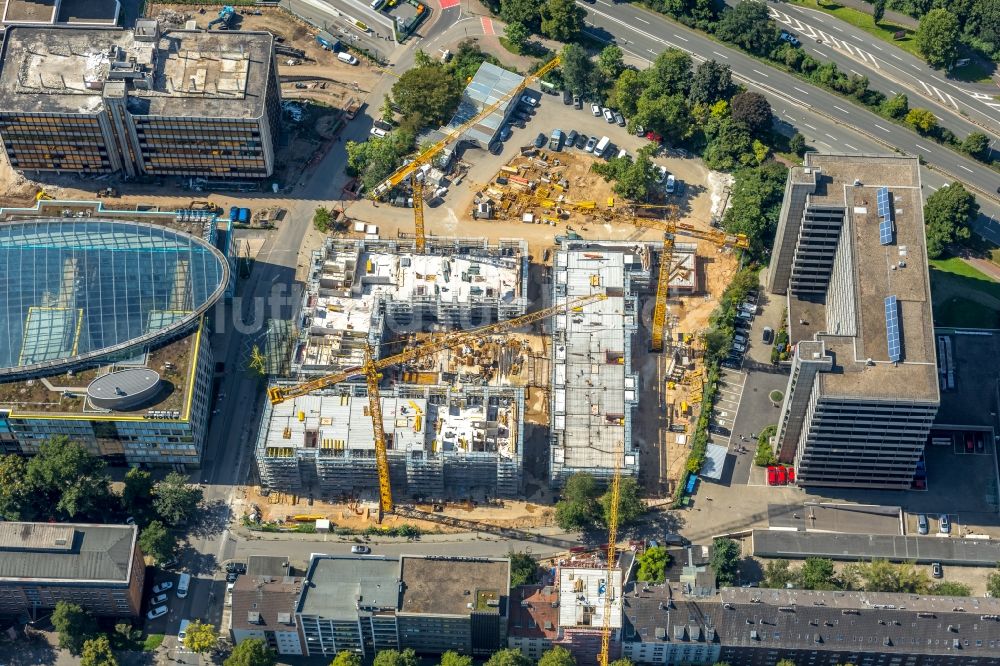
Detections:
[0, 522, 144, 618]
[256, 384, 524, 500]
[767, 154, 939, 489]
[550, 240, 655, 485]
[0, 20, 279, 179]
[296, 554, 509, 658]
[295, 237, 527, 375]
[230, 574, 305, 656]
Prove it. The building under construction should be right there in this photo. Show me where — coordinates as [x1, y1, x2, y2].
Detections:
[549, 240, 655, 485]
[294, 237, 528, 375]
[255, 384, 524, 500]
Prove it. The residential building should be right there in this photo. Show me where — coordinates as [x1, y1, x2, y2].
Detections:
[550, 240, 655, 485]
[0, 20, 280, 179]
[508, 584, 559, 660]
[0, 522, 144, 618]
[556, 564, 625, 663]
[296, 554, 510, 658]
[767, 154, 939, 489]
[0, 215, 228, 467]
[622, 582, 1000, 665]
[230, 574, 304, 656]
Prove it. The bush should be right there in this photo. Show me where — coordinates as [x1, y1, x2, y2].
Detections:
[754, 426, 778, 467]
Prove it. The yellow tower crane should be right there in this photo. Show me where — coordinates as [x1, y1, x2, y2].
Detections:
[599, 442, 623, 666]
[370, 57, 562, 252]
[267, 292, 607, 518]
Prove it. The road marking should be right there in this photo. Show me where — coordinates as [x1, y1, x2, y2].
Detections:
[959, 164, 975, 173]
[804, 122, 817, 130]
[649, 48, 656, 54]
[833, 105, 850, 114]
[713, 51, 729, 59]
[871, 43, 883, 51]
[891, 53, 903, 61]
[911, 63, 921, 71]
[636, 17, 649, 24]
[793, 86, 810, 95]
[844, 143, 858, 150]
[817, 139, 832, 147]
[927, 184, 938, 190]
[480, 16, 495, 35]
[673, 34, 688, 42]
[851, 34, 863, 42]
[915, 143, 932, 152]
[889, 90, 897, 95]
[753, 69, 769, 78]
[874, 123, 891, 132]
[826, 133, 838, 140]
[784, 114, 797, 122]
[850, 69, 862, 76]
[833, 24, 844, 32]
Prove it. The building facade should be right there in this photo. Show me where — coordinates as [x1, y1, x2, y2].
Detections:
[0, 20, 279, 179]
[767, 154, 939, 489]
[0, 522, 144, 618]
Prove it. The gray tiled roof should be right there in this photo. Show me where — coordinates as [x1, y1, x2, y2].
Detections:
[0, 522, 136, 583]
[231, 576, 302, 631]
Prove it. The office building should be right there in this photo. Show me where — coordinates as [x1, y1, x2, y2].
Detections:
[230, 574, 305, 656]
[766, 154, 939, 488]
[295, 237, 527, 375]
[296, 554, 509, 658]
[0, 214, 228, 467]
[0, 522, 144, 618]
[256, 384, 524, 500]
[550, 240, 654, 485]
[0, 20, 280, 179]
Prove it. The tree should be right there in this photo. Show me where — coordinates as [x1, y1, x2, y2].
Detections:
[799, 558, 838, 590]
[313, 206, 334, 233]
[924, 182, 977, 258]
[715, 2, 779, 55]
[905, 108, 938, 134]
[931, 581, 971, 596]
[153, 472, 203, 526]
[0, 454, 30, 520]
[601, 477, 645, 528]
[139, 520, 176, 565]
[331, 653, 362, 666]
[961, 131, 990, 159]
[80, 635, 118, 666]
[763, 559, 796, 588]
[184, 621, 218, 654]
[609, 661, 635, 666]
[613, 69, 644, 117]
[703, 116, 754, 170]
[721, 162, 789, 257]
[788, 132, 806, 156]
[597, 45, 626, 80]
[346, 128, 416, 193]
[881, 92, 909, 119]
[710, 537, 741, 586]
[121, 468, 154, 522]
[538, 647, 576, 666]
[225, 638, 277, 666]
[872, 0, 886, 24]
[987, 563, 1000, 598]
[634, 92, 692, 140]
[730, 92, 772, 135]
[555, 472, 601, 530]
[916, 9, 960, 68]
[373, 649, 419, 666]
[26, 437, 113, 522]
[648, 48, 693, 97]
[391, 64, 463, 126]
[637, 545, 670, 583]
[688, 60, 736, 106]
[484, 649, 533, 666]
[500, 0, 540, 31]
[509, 551, 539, 587]
[591, 150, 659, 202]
[541, 0, 585, 41]
[52, 601, 97, 655]
[439, 652, 474, 666]
[560, 44, 593, 96]
[504, 21, 530, 54]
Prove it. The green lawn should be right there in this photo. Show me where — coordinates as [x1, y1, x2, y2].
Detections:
[787, 0, 921, 59]
[143, 634, 165, 652]
[929, 257, 1000, 328]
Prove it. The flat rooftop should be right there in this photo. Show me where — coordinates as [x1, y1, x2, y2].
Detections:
[449, 61, 524, 146]
[399, 556, 509, 616]
[752, 529, 1000, 566]
[0, 25, 272, 118]
[788, 154, 937, 402]
[766, 502, 902, 534]
[0, 521, 137, 583]
[1, 0, 119, 25]
[297, 555, 400, 618]
[558, 565, 623, 629]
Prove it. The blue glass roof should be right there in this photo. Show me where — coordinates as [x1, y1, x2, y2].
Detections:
[0, 220, 228, 376]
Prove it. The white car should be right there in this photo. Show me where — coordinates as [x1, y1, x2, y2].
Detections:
[666, 174, 676, 193]
[655, 165, 668, 184]
[152, 581, 173, 594]
[602, 107, 615, 123]
[149, 593, 168, 606]
[520, 95, 537, 107]
[147, 605, 167, 620]
[351, 545, 371, 554]
[370, 127, 388, 138]
[591, 103, 601, 116]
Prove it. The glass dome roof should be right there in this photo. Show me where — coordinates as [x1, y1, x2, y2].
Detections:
[0, 220, 228, 377]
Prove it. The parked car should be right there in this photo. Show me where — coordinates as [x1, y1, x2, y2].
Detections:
[369, 127, 388, 138]
[563, 90, 573, 105]
[965, 433, 975, 453]
[567, 130, 579, 147]
[499, 125, 512, 142]
[917, 513, 929, 535]
[226, 572, 239, 583]
[585, 136, 598, 152]
[149, 593, 168, 606]
[655, 165, 668, 184]
[776, 467, 788, 485]
[709, 424, 730, 436]
[573, 95, 582, 109]
[666, 174, 676, 194]
[575, 133, 588, 149]
[152, 581, 173, 594]
[939, 514, 951, 534]
[614, 111, 626, 126]
[779, 30, 801, 46]
[521, 95, 537, 107]
[351, 545, 371, 554]
[721, 358, 741, 370]
[976, 432, 986, 453]
[762, 326, 775, 344]
[676, 180, 686, 196]
[225, 562, 247, 574]
[533, 132, 547, 148]
[767, 466, 778, 486]
[602, 107, 615, 123]
[591, 103, 602, 116]
[732, 341, 747, 353]
[734, 333, 748, 345]
[635, 124, 645, 136]
[931, 562, 943, 578]
[489, 141, 503, 155]
[787, 467, 795, 483]
[549, 129, 564, 151]
[147, 605, 168, 620]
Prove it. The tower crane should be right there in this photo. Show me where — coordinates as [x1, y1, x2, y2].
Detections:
[599, 442, 622, 666]
[267, 292, 607, 518]
[370, 57, 562, 252]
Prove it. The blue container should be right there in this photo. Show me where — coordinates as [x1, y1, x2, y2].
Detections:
[238, 208, 250, 224]
[229, 206, 239, 222]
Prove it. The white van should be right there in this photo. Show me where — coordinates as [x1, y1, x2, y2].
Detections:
[370, 0, 385, 9]
[176, 572, 190, 598]
[337, 52, 359, 65]
[593, 136, 611, 158]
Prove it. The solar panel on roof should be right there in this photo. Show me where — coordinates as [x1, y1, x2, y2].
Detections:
[879, 217, 893, 245]
[884, 295, 901, 362]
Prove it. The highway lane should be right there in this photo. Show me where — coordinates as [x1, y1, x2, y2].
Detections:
[576, 1, 1000, 207]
